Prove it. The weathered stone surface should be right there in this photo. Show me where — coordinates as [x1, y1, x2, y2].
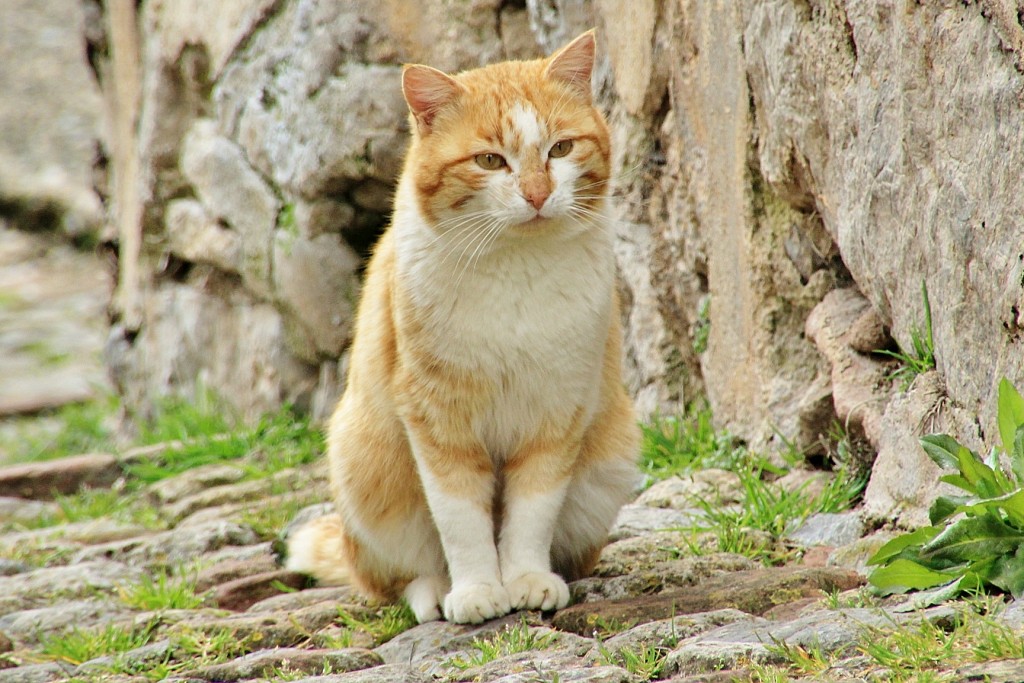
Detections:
[662, 605, 958, 677]
[291, 663, 432, 682]
[633, 470, 743, 510]
[608, 504, 699, 542]
[210, 569, 309, 611]
[195, 556, 279, 592]
[189, 647, 381, 681]
[0, 453, 120, 499]
[146, 463, 249, 505]
[586, 609, 752, 661]
[0, 662, 73, 683]
[124, 520, 259, 566]
[0, 230, 111, 427]
[956, 659, 1024, 683]
[247, 585, 366, 614]
[0, 498, 57, 525]
[0, 599, 132, 646]
[375, 613, 534, 666]
[74, 639, 175, 679]
[0, 561, 144, 614]
[787, 512, 865, 548]
[553, 566, 864, 635]
[571, 554, 759, 604]
[169, 612, 311, 649]
[863, 371, 974, 527]
[0, 0, 103, 236]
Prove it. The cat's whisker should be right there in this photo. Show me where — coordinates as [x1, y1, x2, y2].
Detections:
[441, 217, 498, 269]
[453, 218, 504, 289]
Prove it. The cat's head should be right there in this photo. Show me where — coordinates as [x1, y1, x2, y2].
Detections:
[400, 31, 611, 238]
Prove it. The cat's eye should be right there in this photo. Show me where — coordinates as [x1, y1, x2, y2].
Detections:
[549, 140, 574, 158]
[475, 153, 506, 170]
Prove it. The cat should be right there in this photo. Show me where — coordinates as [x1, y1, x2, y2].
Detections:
[285, 30, 640, 625]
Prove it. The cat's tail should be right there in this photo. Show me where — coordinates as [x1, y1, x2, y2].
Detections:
[283, 513, 351, 586]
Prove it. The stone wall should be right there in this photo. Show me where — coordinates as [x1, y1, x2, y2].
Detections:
[81, 0, 1024, 522]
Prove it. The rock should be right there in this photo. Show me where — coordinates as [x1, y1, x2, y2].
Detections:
[188, 647, 382, 681]
[180, 118, 279, 299]
[826, 530, 897, 576]
[290, 663, 432, 682]
[862, 372, 969, 527]
[0, 453, 121, 499]
[587, 609, 752, 659]
[0, 599, 132, 646]
[165, 199, 243, 274]
[608, 505, 701, 542]
[145, 462, 248, 505]
[553, 566, 864, 635]
[74, 639, 175, 679]
[0, 498, 58, 525]
[955, 659, 1024, 683]
[168, 612, 311, 650]
[0, 232, 111, 425]
[210, 569, 309, 611]
[375, 613, 532, 666]
[246, 586, 366, 613]
[195, 556, 279, 591]
[271, 232, 361, 360]
[633, 469, 743, 510]
[805, 288, 892, 448]
[786, 512, 865, 548]
[661, 605, 958, 677]
[571, 554, 759, 603]
[0, 561, 143, 614]
[592, 531, 706, 577]
[124, 520, 259, 567]
[0, 0, 103, 235]
[0, 662, 73, 683]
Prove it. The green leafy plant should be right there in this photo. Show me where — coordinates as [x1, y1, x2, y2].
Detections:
[869, 378, 1024, 600]
[39, 621, 158, 665]
[876, 281, 935, 388]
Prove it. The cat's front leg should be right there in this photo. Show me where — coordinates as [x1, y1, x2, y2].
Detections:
[497, 447, 574, 612]
[406, 429, 511, 624]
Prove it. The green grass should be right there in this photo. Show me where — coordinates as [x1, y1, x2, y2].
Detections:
[0, 395, 119, 464]
[641, 404, 867, 565]
[39, 620, 159, 666]
[875, 280, 935, 389]
[118, 565, 206, 611]
[640, 404, 741, 480]
[125, 403, 323, 488]
[598, 643, 670, 680]
[323, 604, 419, 648]
[447, 619, 556, 670]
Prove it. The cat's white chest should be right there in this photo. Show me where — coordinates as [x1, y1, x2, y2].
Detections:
[399, 221, 613, 457]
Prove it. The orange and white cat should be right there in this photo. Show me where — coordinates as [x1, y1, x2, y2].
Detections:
[285, 30, 639, 624]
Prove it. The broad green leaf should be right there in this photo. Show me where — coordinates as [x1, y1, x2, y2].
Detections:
[997, 379, 1024, 466]
[956, 489, 1024, 529]
[920, 434, 962, 471]
[869, 558, 958, 594]
[986, 547, 1024, 598]
[1015, 425, 1024, 485]
[956, 445, 1004, 498]
[867, 526, 941, 566]
[929, 495, 973, 525]
[892, 575, 971, 612]
[921, 514, 1024, 563]
[939, 473, 976, 495]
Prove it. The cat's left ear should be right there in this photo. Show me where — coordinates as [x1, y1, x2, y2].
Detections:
[544, 30, 596, 102]
[403, 64, 464, 135]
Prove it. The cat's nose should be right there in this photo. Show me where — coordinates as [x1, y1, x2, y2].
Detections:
[521, 173, 551, 210]
[526, 189, 549, 210]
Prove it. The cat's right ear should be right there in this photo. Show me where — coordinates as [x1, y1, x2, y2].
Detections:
[402, 65, 463, 135]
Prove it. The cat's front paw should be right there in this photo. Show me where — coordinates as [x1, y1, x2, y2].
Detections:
[444, 582, 512, 624]
[504, 571, 570, 612]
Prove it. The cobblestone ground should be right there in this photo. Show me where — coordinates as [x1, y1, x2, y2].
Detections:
[0, 226, 111, 462]
[1, 449, 1022, 682]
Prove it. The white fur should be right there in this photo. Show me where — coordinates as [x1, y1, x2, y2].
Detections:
[510, 102, 543, 148]
[499, 485, 572, 611]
